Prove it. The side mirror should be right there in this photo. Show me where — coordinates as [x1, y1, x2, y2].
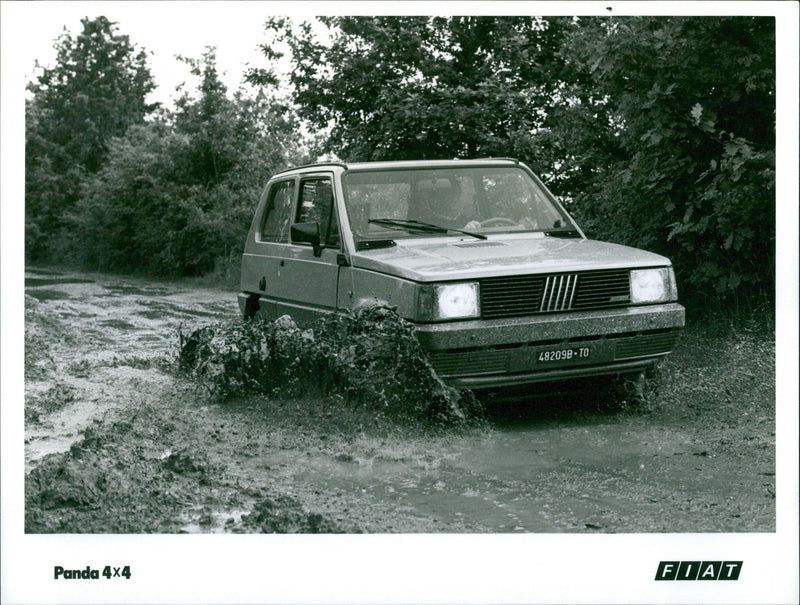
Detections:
[291, 222, 322, 257]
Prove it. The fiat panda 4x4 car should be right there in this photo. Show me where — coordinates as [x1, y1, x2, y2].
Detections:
[239, 159, 684, 389]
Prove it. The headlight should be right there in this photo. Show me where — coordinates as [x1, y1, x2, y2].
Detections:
[630, 267, 678, 304]
[418, 282, 480, 321]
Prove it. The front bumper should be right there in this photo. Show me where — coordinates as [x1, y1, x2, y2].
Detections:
[415, 303, 685, 389]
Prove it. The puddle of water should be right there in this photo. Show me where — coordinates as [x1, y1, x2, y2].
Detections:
[104, 285, 172, 296]
[27, 289, 72, 301]
[457, 424, 634, 475]
[99, 319, 137, 330]
[25, 367, 173, 471]
[274, 418, 728, 532]
[136, 334, 165, 342]
[26, 277, 96, 287]
[133, 301, 230, 320]
[136, 309, 181, 320]
[291, 455, 560, 532]
[26, 268, 63, 276]
[176, 308, 226, 318]
[25, 398, 103, 470]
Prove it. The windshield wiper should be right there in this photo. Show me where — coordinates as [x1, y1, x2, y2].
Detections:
[368, 218, 486, 240]
[543, 228, 581, 238]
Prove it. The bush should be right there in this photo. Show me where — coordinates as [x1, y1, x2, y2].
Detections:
[178, 307, 481, 424]
[551, 17, 775, 315]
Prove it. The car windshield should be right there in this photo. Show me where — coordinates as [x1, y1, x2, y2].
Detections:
[342, 166, 570, 242]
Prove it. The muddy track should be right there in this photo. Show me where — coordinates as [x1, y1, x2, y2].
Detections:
[24, 267, 775, 533]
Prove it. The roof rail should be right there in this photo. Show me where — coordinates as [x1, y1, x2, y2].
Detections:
[271, 161, 349, 177]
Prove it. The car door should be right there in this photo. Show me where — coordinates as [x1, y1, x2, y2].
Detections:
[241, 178, 296, 320]
[276, 173, 343, 324]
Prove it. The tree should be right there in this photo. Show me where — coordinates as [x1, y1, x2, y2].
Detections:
[25, 16, 156, 261]
[172, 48, 239, 188]
[251, 16, 576, 162]
[72, 48, 311, 277]
[549, 17, 775, 310]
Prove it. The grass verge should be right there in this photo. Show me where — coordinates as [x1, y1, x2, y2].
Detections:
[643, 314, 775, 427]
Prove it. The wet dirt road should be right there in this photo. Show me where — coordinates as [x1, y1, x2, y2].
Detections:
[24, 267, 775, 533]
[278, 417, 774, 533]
[24, 268, 238, 469]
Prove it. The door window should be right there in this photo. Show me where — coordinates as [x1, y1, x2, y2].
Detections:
[259, 180, 295, 242]
[296, 177, 340, 247]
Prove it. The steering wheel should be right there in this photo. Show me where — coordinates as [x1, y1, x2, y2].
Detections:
[479, 217, 518, 228]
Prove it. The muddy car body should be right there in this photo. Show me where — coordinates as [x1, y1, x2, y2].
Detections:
[239, 159, 684, 389]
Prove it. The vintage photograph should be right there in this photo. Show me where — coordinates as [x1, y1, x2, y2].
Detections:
[2, 1, 797, 603]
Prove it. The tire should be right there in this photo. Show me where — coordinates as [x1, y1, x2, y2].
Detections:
[244, 294, 260, 319]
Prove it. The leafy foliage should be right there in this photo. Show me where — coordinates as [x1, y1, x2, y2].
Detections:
[25, 17, 156, 261]
[550, 17, 775, 311]
[69, 48, 310, 276]
[178, 307, 481, 424]
[252, 16, 577, 161]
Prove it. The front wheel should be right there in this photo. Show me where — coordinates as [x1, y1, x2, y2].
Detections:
[244, 293, 260, 319]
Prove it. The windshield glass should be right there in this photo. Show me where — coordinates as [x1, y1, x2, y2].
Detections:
[342, 166, 569, 241]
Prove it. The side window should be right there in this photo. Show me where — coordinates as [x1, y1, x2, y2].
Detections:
[259, 180, 295, 242]
[295, 177, 340, 247]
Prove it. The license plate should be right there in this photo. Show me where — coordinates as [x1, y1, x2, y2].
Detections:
[536, 346, 592, 364]
[507, 341, 615, 372]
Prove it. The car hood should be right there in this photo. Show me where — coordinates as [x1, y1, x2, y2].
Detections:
[350, 235, 672, 281]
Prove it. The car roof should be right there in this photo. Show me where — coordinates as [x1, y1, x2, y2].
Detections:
[270, 157, 521, 178]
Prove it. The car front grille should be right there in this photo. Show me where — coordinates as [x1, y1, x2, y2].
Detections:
[480, 269, 631, 319]
[614, 329, 680, 359]
[427, 348, 509, 376]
